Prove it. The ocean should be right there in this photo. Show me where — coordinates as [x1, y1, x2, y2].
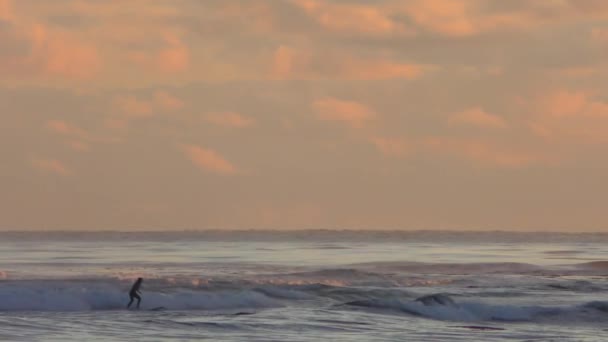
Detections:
[0, 231, 607, 341]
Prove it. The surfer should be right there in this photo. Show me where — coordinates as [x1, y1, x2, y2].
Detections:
[127, 277, 143, 309]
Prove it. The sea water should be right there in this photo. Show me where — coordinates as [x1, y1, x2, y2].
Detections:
[0, 231, 607, 341]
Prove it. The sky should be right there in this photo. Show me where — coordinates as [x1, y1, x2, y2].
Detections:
[1, 0, 607, 231]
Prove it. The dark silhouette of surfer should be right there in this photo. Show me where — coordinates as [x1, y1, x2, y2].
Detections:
[127, 278, 143, 309]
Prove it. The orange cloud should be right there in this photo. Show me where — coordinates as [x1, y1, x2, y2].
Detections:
[180, 144, 238, 175]
[423, 137, 537, 167]
[154, 91, 184, 111]
[340, 58, 430, 80]
[295, 0, 410, 35]
[31, 158, 72, 176]
[0, 19, 101, 81]
[592, 27, 608, 43]
[67, 141, 90, 152]
[114, 96, 153, 118]
[47, 120, 89, 139]
[369, 137, 410, 158]
[396, 0, 558, 37]
[538, 90, 604, 118]
[126, 33, 190, 74]
[449, 107, 508, 128]
[0, 0, 13, 21]
[270, 45, 431, 80]
[157, 33, 189, 73]
[31, 25, 101, 79]
[400, 0, 475, 37]
[272, 45, 311, 79]
[205, 112, 254, 128]
[313, 98, 376, 128]
[528, 89, 608, 144]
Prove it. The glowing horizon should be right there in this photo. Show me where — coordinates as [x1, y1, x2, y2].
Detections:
[1, 0, 607, 231]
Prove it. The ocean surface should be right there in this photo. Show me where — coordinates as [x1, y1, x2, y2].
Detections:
[1, 230, 607, 341]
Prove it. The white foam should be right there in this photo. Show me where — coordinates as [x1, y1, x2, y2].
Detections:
[347, 295, 608, 323]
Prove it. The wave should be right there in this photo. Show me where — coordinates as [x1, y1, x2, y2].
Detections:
[1, 278, 607, 328]
[0, 281, 283, 312]
[4, 230, 608, 243]
[344, 294, 608, 323]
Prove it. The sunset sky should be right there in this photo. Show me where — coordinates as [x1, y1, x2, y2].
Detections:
[1, 0, 608, 231]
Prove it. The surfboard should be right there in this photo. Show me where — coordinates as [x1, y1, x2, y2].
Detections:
[450, 325, 505, 331]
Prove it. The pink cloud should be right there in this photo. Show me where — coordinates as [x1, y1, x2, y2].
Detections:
[180, 144, 238, 175]
[205, 112, 254, 128]
[313, 97, 376, 128]
[449, 107, 508, 128]
[30, 158, 72, 176]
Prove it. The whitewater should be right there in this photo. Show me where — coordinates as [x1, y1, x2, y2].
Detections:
[1, 231, 607, 341]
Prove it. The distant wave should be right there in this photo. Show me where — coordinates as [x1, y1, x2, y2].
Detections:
[2, 230, 608, 243]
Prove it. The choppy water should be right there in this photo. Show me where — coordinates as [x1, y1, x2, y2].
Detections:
[1, 231, 607, 341]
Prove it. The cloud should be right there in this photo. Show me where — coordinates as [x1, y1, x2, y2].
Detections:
[537, 90, 608, 119]
[449, 107, 508, 128]
[313, 97, 376, 128]
[399, 0, 476, 37]
[0, 21, 101, 81]
[127, 32, 190, 74]
[67, 140, 90, 152]
[369, 136, 410, 158]
[30, 158, 72, 176]
[339, 58, 431, 80]
[272, 45, 311, 79]
[47, 120, 89, 139]
[423, 137, 537, 167]
[114, 96, 153, 118]
[154, 91, 184, 111]
[270, 45, 432, 80]
[592, 27, 608, 43]
[205, 112, 254, 128]
[528, 89, 608, 144]
[180, 144, 238, 175]
[294, 0, 411, 35]
[157, 32, 190, 73]
[393, 0, 591, 38]
[0, 0, 14, 22]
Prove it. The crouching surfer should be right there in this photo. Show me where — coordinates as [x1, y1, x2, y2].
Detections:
[127, 277, 143, 309]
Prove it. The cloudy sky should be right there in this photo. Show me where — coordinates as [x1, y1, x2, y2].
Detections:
[1, 0, 607, 231]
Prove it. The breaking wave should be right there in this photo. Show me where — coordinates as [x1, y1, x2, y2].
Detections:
[344, 294, 608, 323]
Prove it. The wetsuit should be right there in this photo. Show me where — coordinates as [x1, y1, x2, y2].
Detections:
[127, 279, 142, 309]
